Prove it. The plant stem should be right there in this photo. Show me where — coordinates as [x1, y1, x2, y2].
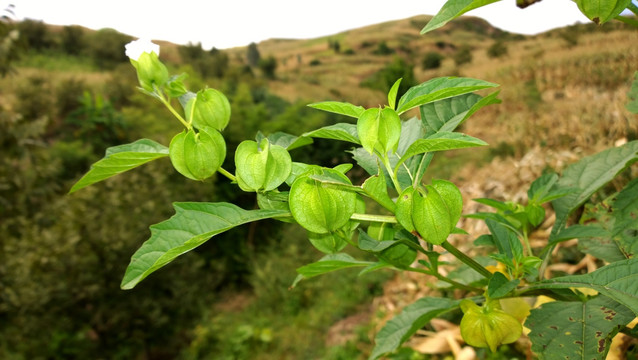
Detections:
[522, 227, 532, 257]
[629, 2, 638, 16]
[407, 267, 482, 292]
[350, 213, 397, 223]
[218, 167, 236, 182]
[159, 94, 190, 130]
[381, 155, 403, 193]
[440, 241, 492, 279]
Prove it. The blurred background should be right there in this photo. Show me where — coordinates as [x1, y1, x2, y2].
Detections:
[1, 2, 636, 359]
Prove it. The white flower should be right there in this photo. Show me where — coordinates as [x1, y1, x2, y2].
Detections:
[125, 38, 160, 61]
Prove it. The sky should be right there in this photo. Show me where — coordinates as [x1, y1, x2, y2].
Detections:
[3, 0, 606, 49]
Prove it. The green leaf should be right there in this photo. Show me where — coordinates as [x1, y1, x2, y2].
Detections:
[296, 253, 373, 279]
[528, 258, 638, 315]
[388, 78, 402, 110]
[412, 185, 452, 245]
[419, 91, 500, 135]
[357, 107, 401, 154]
[396, 77, 498, 115]
[308, 231, 348, 254]
[626, 71, 638, 114]
[528, 173, 559, 203]
[121, 203, 289, 289]
[421, 0, 502, 34]
[70, 139, 169, 193]
[257, 191, 291, 212]
[362, 172, 396, 212]
[369, 297, 461, 360]
[551, 141, 638, 240]
[255, 131, 313, 150]
[307, 101, 365, 118]
[578, 177, 638, 261]
[486, 219, 523, 260]
[302, 123, 360, 145]
[525, 204, 545, 227]
[394, 132, 488, 171]
[289, 167, 357, 234]
[549, 224, 611, 246]
[526, 296, 635, 359]
[357, 229, 397, 252]
[487, 272, 520, 299]
[575, 0, 632, 24]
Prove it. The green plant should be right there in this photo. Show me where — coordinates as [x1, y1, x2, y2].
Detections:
[421, 51, 444, 70]
[453, 45, 472, 66]
[487, 40, 508, 58]
[70, 1, 638, 359]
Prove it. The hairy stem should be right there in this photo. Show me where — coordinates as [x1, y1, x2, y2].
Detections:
[350, 213, 397, 223]
[407, 267, 482, 292]
[441, 241, 492, 279]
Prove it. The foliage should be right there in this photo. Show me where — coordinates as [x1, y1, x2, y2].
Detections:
[487, 40, 508, 58]
[61, 25, 85, 55]
[16, 19, 53, 50]
[373, 40, 394, 55]
[0, 14, 20, 77]
[86, 28, 132, 69]
[421, 51, 444, 70]
[178, 42, 229, 78]
[246, 42, 260, 67]
[453, 45, 473, 66]
[361, 57, 416, 99]
[258, 56, 277, 79]
[14, 0, 638, 359]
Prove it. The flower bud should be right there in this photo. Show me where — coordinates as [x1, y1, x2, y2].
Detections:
[125, 39, 169, 92]
[460, 299, 522, 352]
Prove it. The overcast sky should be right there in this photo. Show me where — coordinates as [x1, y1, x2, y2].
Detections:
[4, 0, 607, 49]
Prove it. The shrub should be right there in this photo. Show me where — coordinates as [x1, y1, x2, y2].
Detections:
[86, 28, 132, 69]
[60, 25, 85, 55]
[453, 45, 472, 66]
[258, 56, 277, 79]
[487, 40, 508, 58]
[422, 51, 444, 69]
[373, 40, 394, 55]
[361, 56, 416, 98]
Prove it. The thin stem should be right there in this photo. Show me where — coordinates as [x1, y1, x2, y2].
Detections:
[350, 213, 397, 223]
[440, 241, 492, 279]
[159, 94, 190, 129]
[628, 2, 638, 16]
[218, 167, 236, 182]
[381, 155, 403, 193]
[522, 227, 532, 257]
[407, 267, 482, 292]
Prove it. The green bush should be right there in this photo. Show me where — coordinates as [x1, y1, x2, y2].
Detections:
[487, 40, 508, 58]
[361, 56, 416, 98]
[258, 56, 277, 79]
[86, 28, 132, 69]
[453, 45, 473, 66]
[60, 25, 85, 55]
[422, 51, 444, 69]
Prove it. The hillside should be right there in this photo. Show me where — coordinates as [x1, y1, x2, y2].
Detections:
[2, 13, 637, 359]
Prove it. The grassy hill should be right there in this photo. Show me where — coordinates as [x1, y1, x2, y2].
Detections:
[2, 13, 637, 360]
